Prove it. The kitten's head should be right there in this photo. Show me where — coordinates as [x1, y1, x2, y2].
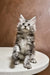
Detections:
[17, 14, 36, 32]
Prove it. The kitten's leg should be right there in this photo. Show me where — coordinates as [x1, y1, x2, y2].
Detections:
[30, 54, 37, 63]
[15, 60, 20, 65]
[24, 55, 32, 69]
[12, 45, 20, 65]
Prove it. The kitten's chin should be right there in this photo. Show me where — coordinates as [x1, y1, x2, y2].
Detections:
[22, 29, 29, 33]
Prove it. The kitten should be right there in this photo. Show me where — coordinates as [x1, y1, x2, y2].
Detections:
[11, 15, 37, 69]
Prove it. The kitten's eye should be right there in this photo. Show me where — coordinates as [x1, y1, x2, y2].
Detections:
[22, 23, 25, 25]
[28, 24, 30, 26]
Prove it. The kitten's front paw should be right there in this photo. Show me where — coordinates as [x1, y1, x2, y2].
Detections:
[24, 63, 32, 69]
[15, 60, 20, 65]
[30, 58, 37, 63]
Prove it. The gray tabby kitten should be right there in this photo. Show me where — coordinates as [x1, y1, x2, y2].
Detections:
[11, 15, 37, 69]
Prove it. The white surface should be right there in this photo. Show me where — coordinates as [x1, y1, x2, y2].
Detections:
[0, 47, 49, 75]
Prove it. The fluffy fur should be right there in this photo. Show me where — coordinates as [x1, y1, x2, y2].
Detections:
[11, 15, 37, 69]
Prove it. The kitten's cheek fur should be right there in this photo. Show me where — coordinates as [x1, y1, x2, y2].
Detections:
[21, 26, 24, 29]
[26, 26, 30, 30]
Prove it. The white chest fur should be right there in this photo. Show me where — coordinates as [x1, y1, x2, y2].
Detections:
[19, 39, 30, 54]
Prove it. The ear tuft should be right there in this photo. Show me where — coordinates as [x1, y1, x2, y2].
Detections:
[20, 14, 24, 19]
[19, 14, 25, 22]
[20, 14, 25, 19]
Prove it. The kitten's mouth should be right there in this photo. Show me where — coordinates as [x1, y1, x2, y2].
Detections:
[22, 29, 28, 32]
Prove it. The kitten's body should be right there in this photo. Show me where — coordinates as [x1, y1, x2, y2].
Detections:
[16, 30, 34, 55]
[12, 15, 37, 69]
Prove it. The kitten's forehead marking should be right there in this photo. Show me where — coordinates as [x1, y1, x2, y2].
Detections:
[24, 20, 30, 25]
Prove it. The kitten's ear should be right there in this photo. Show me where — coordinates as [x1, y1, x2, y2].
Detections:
[17, 14, 25, 28]
[20, 14, 25, 19]
[30, 16, 36, 24]
[19, 14, 25, 22]
[30, 16, 36, 31]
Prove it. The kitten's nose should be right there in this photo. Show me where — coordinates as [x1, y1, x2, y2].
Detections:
[25, 26, 26, 28]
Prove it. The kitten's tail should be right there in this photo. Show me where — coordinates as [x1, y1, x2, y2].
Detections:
[9, 57, 15, 68]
